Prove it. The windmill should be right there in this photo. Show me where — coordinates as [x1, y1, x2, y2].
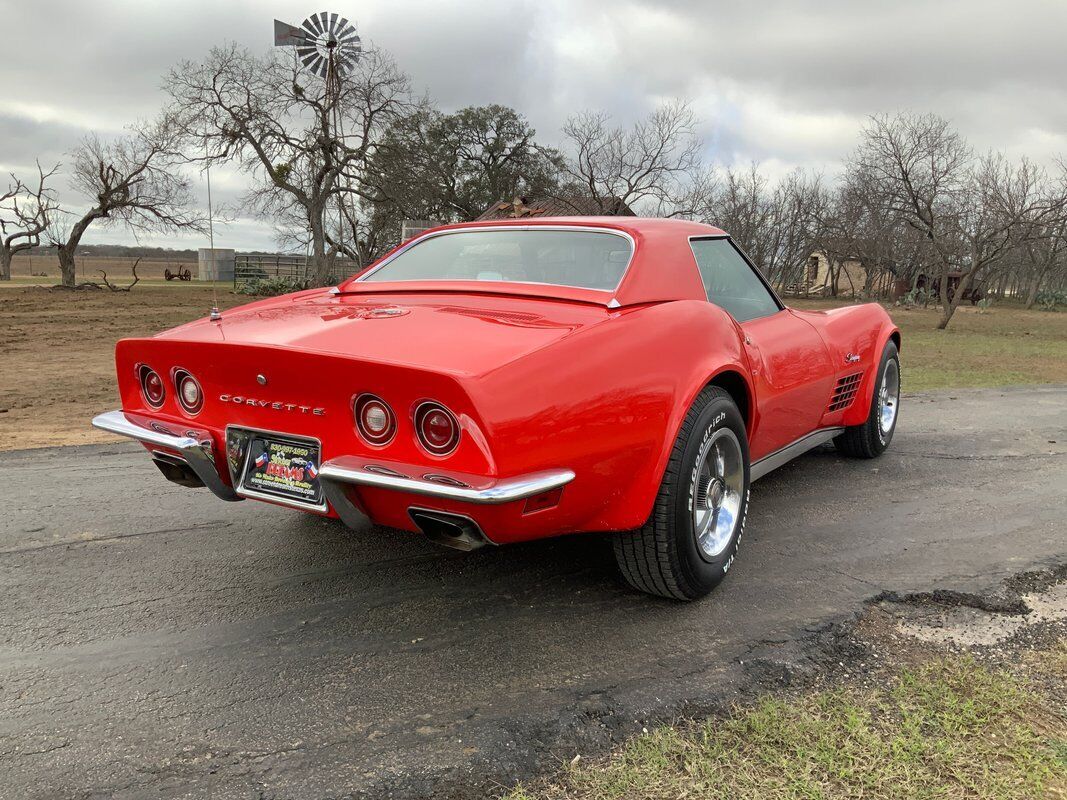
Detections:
[274, 13, 362, 103]
[274, 12, 364, 269]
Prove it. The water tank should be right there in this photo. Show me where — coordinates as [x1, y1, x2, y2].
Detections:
[198, 248, 236, 281]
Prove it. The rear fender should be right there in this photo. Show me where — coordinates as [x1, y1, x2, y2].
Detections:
[473, 300, 749, 534]
[629, 308, 752, 530]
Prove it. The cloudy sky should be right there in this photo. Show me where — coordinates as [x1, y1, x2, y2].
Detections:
[3, 0, 1066, 250]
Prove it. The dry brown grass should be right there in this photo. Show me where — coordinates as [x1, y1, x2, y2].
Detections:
[0, 285, 244, 449]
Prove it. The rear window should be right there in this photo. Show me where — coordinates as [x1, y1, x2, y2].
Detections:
[360, 229, 633, 291]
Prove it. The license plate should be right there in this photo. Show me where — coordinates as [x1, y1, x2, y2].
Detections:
[239, 434, 323, 508]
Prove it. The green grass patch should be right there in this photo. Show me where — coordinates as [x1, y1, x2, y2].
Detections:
[789, 300, 1067, 392]
[509, 655, 1067, 800]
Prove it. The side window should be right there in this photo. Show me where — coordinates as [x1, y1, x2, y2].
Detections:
[689, 238, 780, 323]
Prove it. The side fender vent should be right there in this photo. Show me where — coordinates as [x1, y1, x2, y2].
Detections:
[828, 372, 863, 412]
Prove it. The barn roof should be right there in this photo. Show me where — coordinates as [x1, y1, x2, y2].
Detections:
[477, 195, 636, 220]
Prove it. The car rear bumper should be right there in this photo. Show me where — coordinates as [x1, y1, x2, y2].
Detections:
[91, 410, 575, 535]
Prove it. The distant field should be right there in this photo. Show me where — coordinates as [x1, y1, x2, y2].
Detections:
[0, 285, 1064, 450]
[9, 254, 197, 282]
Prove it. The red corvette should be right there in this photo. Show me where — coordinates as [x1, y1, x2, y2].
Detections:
[93, 218, 900, 599]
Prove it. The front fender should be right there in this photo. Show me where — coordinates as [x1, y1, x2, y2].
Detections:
[843, 313, 900, 428]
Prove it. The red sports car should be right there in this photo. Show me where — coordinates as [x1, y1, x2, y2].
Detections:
[93, 218, 900, 599]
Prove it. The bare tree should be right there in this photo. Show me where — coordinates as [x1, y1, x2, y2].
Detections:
[852, 112, 1067, 328]
[818, 169, 933, 299]
[49, 113, 205, 287]
[1021, 215, 1067, 307]
[560, 100, 702, 214]
[696, 163, 828, 289]
[1016, 163, 1067, 307]
[0, 161, 59, 281]
[165, 43, 415, 284]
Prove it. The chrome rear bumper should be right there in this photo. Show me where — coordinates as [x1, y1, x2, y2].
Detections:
[92, 410, 242, 501]
[92, 410, 575, 529]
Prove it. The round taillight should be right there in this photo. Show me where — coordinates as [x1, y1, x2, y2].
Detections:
[414, 402, 460, 456]
[174, 369, 203, 415]
[139, 366, 165, 408]
[354, 394, 396, 446]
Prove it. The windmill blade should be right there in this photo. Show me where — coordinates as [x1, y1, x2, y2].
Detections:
[302, 52, 326, 75]
[333, 54, 354, 74]
[327, 12, 340, 35]
[336, 25, 358, 44]
[317, 12, 332, 36]
[337, 44, 361, 65]
[296, 46, 317, 58]
[303, 14, 323, 36]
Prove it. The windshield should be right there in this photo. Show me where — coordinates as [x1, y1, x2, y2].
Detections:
[360, 229, 633, 291]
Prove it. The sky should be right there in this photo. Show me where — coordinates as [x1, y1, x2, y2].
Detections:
[2, 0, 1067, 251]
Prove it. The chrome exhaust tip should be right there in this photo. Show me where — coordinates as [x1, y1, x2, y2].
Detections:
[408, 507, 490, 552]
[151, 451, 205, 489]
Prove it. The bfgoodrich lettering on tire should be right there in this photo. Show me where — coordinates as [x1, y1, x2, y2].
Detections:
[613, 385, 750, 600]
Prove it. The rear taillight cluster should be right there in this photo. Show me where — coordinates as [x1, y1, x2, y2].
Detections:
[353, 396, 461, 456]
[414, 402, 460, 455]
[173, 369, 203, 414]
[138, 365, 166, 408]
[137, 365, 204, 416]
[354, 394, 396, 446]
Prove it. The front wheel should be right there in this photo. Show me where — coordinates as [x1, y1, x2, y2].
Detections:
[834, 340, 900, 459]
[613, 386, 750, 600]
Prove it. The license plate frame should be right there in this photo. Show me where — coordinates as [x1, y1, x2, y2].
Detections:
[229, 427, 327, 512]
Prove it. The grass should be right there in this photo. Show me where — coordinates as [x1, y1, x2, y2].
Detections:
[790, 299, 1067, 391]
[508, 648, 1067, 800]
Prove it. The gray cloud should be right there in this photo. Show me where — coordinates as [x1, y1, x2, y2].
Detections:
[2, 0, 1065, 249]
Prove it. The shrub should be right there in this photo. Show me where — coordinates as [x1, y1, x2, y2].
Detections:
[237, 276, 310, 296]
[1035, 289, 1066, 311]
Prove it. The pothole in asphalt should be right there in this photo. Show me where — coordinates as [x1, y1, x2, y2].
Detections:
[892, 580, 1067, 647]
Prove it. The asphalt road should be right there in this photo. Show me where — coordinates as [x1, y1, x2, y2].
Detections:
[1, 386, 1064, 799]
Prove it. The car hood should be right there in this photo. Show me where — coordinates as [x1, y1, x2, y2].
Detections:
[155, 289, 617, 377]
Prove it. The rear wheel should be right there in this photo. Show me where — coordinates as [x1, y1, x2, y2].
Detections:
[834, 340, 900, 459]
[613, 386, 749, 600]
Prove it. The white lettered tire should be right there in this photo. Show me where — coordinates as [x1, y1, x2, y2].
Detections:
[613, 386, 750, 600]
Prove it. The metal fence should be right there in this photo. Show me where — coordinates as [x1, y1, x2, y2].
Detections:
[233, 254, 309, 289]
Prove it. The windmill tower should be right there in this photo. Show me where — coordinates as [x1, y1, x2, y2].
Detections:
[274, 13, 363, 268]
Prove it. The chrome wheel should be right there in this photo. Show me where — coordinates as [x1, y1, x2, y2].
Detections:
[878, 358, 900, 436]
[691, 428, 744, 559]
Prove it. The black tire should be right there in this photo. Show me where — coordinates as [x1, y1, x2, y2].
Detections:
[613, 386, 750, 600]
[834, 341, 900, 459]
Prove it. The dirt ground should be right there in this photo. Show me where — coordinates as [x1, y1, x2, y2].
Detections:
[1, 285, 1065, 450]
[0, 285, 245, 449]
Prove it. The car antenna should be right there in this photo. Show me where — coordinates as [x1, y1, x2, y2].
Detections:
[205, 162, 222, 322]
